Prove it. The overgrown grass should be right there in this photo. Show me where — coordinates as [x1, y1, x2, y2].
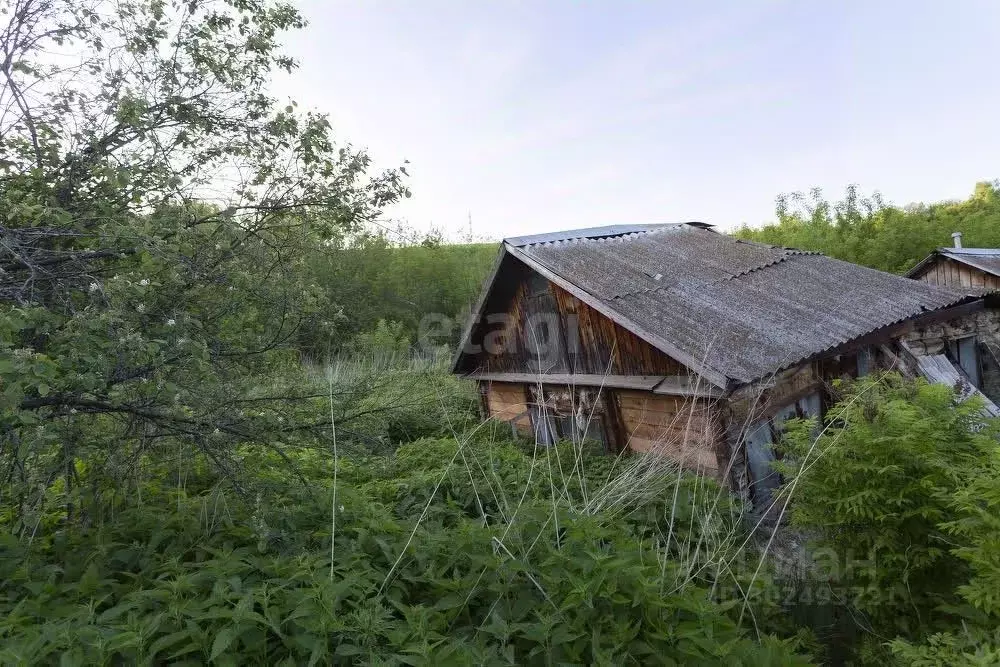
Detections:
[21, 360, 999, 665]
[0, 358, 819, 665]
[0, 436, 815, 665]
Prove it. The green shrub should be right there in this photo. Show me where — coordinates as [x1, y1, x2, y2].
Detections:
[776, 374, 1000, 659]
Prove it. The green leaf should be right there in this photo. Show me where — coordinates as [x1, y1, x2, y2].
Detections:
[210, 627, 238, 661]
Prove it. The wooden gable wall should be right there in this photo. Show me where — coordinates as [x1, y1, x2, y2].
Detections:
[457, 257, 689, 377]
[914, 256, 1000, 291]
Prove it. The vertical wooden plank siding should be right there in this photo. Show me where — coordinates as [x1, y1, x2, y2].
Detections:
[915, 257, 1000, 291]
[467, 260, 689, 377]
[550, 283, 688, 375]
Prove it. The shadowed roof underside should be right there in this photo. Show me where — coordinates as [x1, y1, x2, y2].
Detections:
[455, 224, 974, 387]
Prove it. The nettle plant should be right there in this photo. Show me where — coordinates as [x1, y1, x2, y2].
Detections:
[0, 435, 816, 665]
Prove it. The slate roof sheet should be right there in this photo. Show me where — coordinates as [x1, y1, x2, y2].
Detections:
[513, 225, 972, 383]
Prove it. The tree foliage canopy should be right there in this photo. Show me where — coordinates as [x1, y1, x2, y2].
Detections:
[734, 182, 1000, 273]
[0, 0, 407, 502]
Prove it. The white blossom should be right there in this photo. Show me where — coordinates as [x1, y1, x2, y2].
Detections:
[166, 318, 176, 326]
[136, 303, 146, 313]
[88, 282, 99, 292]
[139, 278, 150, 286]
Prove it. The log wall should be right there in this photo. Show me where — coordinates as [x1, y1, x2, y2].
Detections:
[483, 381, 533, 436]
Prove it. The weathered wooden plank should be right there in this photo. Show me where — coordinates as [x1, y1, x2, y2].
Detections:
[960, 264, 973, 288]
[915, 353, 1000, 417]
[467, 372, 666, 391]
[616, 393, 680, 411]
[618, 405, 680, 422]
[972, 268, 985, 289]
[652, 376, 725, 398]
[626, 437, 719, 473]
[503, 245, 729, 388]
[464, 257, 702, 382]
[550, 282, 688, 376]
[622, 421, 709, 442]
[619, 404, 709, 424]
[486, 382, 531, 430]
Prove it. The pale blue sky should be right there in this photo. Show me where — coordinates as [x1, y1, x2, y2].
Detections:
[274, 1, 1000, 239]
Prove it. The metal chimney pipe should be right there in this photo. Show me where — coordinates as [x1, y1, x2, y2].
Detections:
[952, 231, 963, 248]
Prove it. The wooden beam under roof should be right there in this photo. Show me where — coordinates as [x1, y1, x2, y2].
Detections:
[463, 372, 724, 397]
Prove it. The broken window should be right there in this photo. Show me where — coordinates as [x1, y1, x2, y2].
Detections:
[947, 336, 981, 388]
[527, 385, 610, 448]
[529, 404, 557, 445]
[746, 390, 824, 512]
[856, 347, 873, 377]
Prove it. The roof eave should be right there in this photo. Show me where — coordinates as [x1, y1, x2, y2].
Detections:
[729, 295, 985, 389]
[904, 250, 943, 278]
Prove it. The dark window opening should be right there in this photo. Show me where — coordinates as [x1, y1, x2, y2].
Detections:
[947, 336, 981, 388]
[747, 390, 823, 511]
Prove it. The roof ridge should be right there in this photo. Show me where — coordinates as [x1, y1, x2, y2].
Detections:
[603, 249, 816, 301]
[508, 222, 713, 248]
[526, 230, 653, 248]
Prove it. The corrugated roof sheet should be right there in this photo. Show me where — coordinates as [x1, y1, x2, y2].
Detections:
[513, 225, 973, 384]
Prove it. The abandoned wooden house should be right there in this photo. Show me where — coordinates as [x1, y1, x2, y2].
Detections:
[451, 223, 1000, 510]
[907, 231, 1000, 293]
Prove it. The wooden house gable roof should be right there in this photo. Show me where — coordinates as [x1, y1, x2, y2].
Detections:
[454, 224, 976, 387]
[907, 247, 1000, 281]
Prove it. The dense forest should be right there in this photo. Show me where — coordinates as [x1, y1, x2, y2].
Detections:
[734, 181, 1000, 274]
[301, 233, 495, 359]
[1, 1, 999, 665]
